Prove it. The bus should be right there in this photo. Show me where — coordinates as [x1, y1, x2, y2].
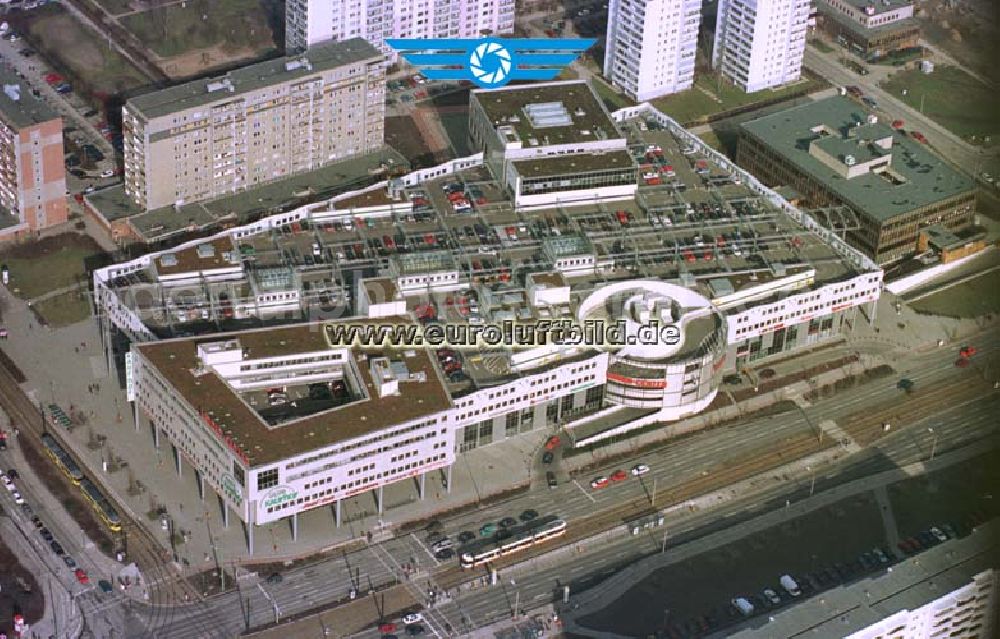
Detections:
[460, 516, 566, 569]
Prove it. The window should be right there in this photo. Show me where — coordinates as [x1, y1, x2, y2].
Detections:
[257, 468, 278, 490]
[233, 462, 245, 487]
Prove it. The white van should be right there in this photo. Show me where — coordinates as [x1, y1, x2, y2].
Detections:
[731, 597, 754, 616]
[780, 574, 801, 597]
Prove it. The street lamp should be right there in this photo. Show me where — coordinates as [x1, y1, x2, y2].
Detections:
[928, 428, 938, 462]
[807, 466, 815, 497]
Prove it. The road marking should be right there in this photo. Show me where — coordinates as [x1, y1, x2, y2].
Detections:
[410, 532, 440, 567]
[533, 593, 547, 601]
[572, 480, 596, 503]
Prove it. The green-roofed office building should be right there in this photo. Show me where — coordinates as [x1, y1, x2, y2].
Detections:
[737, 96, 975, 264]
[122, 38, 385, 211]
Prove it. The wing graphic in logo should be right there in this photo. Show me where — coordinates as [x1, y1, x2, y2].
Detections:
[385, 38, 596, 89]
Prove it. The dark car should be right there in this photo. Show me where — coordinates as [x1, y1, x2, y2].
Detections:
[457, 531, 476, 544]
[520, 509, 538, 521]
[406, 624, 425, 636]
[50, 541, 65, 555]
[63, 556, 77, 569]
[434, 548, 454, 560]
[542, 451, 554, 464]
[499, 517, 517, 528]
[98, 580, 113, 593]
[40, 528, 53, 541]
[266, 573, 283, 584]
[31, 516, 43, 529]
[6, 469, 17, 480]
[83, 109, 99, 118]
[546, 471, 557, 489]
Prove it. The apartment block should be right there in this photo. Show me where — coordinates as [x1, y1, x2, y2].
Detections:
[712, 0, 811, 93]
[604, 0, 702, 101]
[285, 0, 516, 60]
[0, 64, 67, 238]
[122, 38, 385, 211]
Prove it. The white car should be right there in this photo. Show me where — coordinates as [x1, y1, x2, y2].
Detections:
[13, 491, 25, 505]
[403, 612, 423, 624]
[100, 169, 115, 178]
[929, 526, 948, 543]
[762, 588, 781, 605]
[2, 476, 15, 491]
[631, 464, 650, 477]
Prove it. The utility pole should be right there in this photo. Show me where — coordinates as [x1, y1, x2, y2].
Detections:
[808, 466, 816, 497]
[513, 590, 520, 620]
[661, 529, 668, 554]
[928, 428, 938, 462]
[651, 477, 657, 507]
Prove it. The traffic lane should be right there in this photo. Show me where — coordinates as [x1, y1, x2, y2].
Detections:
[0, 451, 106, 597]
[447, 405, 1000, 626]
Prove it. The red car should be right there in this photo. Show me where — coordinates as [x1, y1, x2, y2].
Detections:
[911, 131, 928, 144]
[545, 436, 561, 450]
[891, 120, 905, 129]
[590, 476, 609, 490]
[610, 470, 627, 482]
[44, 73, 64, 85]
[378, 622, 397, 633]
[959, 345, 977, 358]
[74, 568, 89, 585]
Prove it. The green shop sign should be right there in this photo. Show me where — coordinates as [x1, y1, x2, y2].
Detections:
[262, 485, 297, 510]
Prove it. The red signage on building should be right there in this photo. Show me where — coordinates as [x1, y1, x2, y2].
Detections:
[606, 373, 667, 389]
[201, 412, 250, 465]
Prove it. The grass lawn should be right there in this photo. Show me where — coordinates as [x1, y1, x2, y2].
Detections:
[20, 4, 148, 98]
[439, 112, 472, 157]
[34, 290, 93, 328]
[910, 269, 1000, 318]
[0, 234, 106, 301]
[697, 128, 739, 157]
[652, 72, 827, 125]
[119, 0, 276, 58]
[590, 76, 636, 113]
[809, 38, 836, 54]
[881, 66, 999, 146]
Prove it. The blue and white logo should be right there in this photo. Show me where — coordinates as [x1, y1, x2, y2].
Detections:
[386, 37, 596, 89]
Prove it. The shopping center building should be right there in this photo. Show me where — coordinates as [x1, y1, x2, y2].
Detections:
[95, 82, 882, 545]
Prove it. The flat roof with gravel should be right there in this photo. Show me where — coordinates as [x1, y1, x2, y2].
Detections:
[126, 39, 382, 121]
[740, 96, 974, 222]
[136, 319, 452, 466]
[0, 63, 59, 129]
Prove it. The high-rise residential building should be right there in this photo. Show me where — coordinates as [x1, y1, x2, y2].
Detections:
[285, 0, 516, 60]
[0, 63, 67, 238]
[603, 0, 702, 101]
[712, 0, 811, 93]
[122, 39, 385, 212]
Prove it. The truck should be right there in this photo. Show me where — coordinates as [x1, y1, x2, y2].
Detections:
[780, 574, 801, 596]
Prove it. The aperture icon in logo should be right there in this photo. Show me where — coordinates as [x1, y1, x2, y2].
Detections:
[386, 37, 596, 90]
[469, 41, 513, 87]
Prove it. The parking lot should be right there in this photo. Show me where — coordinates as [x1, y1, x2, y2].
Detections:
[576, 449, 1000, 638]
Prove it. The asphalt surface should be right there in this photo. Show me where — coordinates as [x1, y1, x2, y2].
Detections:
[125, 330, 1000, 638]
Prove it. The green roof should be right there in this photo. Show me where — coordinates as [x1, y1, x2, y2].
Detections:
[512, 150, 635, 178]
[473, 81, 620, 147]
[126, 38, 382, 120]
[0, 63, 59, 129]
[740, 96, 975, 222]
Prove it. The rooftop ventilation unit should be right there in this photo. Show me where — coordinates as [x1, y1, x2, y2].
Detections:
[844, 154, 857, 166]
[3, 84, 19, 102]
[523, 101, 572, 128]
[867, 114, 878, 124]
[197, 244, 217, 258]
[206, 78, 235, 93]
[285, 58, 313, 72]
[160, 254, 178, 267]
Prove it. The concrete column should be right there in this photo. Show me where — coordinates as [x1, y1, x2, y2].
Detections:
[196, 469, 205, 501]
[335, 499, 342, 528]
[291, 513, 298, 541]
[151, 422, 160, 449]
[446, 464, 453, 494]
[246, 522, 254, 557]
[377, 485, 384, 515]
[132, 401, 140, 433]
[219, 494, 229, 528]
[419, 471, 426, 500]
[172, 444, 182, 477]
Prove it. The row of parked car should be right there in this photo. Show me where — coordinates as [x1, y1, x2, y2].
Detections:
[2, 467, 112, 592]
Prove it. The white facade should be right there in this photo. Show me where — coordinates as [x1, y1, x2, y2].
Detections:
[846, 568, 998, 639]
[712, 0, 811, 93]
[285, 0, 516, 60]
[604, 0, 702, 101]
